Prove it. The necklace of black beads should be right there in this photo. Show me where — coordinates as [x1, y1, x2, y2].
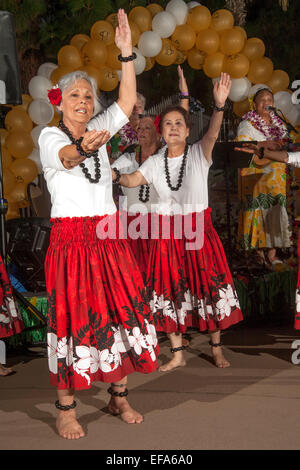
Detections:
[137, 147, 150, 203]
[164, 143, 189, 191]
[58, 120, 101, 184]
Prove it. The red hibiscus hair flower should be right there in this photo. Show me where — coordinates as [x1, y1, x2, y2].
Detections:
[48, 86, 62, 106]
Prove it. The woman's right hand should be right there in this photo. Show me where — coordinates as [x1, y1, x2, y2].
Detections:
[81, 129, 111, 153]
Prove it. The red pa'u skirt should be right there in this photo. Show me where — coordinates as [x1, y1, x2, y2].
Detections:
[146, 208, 243, 333]
[0, 255, 24, 339]
[45, 214, 159, 390]
[127, 212, 152, 281]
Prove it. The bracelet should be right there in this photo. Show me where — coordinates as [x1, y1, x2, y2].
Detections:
[118, 52, 137, 63]
[112, 167, 121, 184]
[180, 94, 190, 100]
[258, 147, 265, 159]
[76, 139, 97, 158]
[180, 92, 189, 96]
[213, 103, 226, 112]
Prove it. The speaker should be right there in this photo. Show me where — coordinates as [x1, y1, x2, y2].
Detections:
[0, 11, 22, 105]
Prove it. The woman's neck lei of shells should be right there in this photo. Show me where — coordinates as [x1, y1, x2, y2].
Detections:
[242, 110, 288, 141]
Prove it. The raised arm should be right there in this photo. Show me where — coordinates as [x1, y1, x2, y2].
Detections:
[111, 168, 148, 187]
[200, 73, 231, 162]
[178, 66, 189, 112]
[115, 9, 136, 117]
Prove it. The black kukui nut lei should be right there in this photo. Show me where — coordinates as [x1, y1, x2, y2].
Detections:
[164, 143, 189, 191]
[137, 148, 150, 203]
[59, 120, 101, 184]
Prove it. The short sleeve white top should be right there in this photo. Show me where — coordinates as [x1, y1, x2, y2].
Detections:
[138, 142, 212, 215]
[288, 151, 300, 167]
[39, 102, 128, 218]
[112, 151, 159, 214]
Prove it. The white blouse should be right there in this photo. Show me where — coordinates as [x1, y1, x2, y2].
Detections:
[138, 142, 212, 215]
[288, 151, 300, 167]
[112, 151, 159, 214]
[39, 102, 128, 218]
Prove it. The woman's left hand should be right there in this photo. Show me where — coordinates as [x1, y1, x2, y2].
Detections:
[115, 9, 132, 56]
[178, 66, 188, 94]
[213, 73, 232, 108]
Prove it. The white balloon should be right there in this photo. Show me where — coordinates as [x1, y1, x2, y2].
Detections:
[37, 62, 58, 80]
[166, 0, 188, 25]
[28, 148, 43, 174]
[28, 99, 54, 125]
[286, 105, 300, 127]
[248, 83, 270, 98]
[132, 48, 146, 75]
[274, 91, 293, 116]
[229, 78, 252, 102]
[117, 70, 122, 82]
[31, 125, 45, 148]
[152, 11, 177, 38]
[28, 75, 52, 101]
[138, 31, 162, 57]
[187, 1, 201, 9]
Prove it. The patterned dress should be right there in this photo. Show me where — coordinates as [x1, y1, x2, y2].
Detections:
[237, 111, 290, 250]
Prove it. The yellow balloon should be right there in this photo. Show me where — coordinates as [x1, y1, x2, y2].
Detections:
[223, 53, 250, 79]
[90, 20, 115, 46]
[82, 39, 108, 68]
[128, 7, 152, 33]
[234, 26, 247, 42]
[20, 94, 33, 112]
[57, 45, 83, 70]
[5, 203, 20, 220]
[1, 147, 13, 169]
[5, 108, 33, 133]
[6, 131, 34, 159]
[144, 57, 155, 71]
[6, 182, 29, 206]
[10, 158, 38, 184]
[196, 29, 220, 55]
[187, 48, 206, 70]
[155, 39, 177, 66]
[70, 34, 90, 51]
[98, 66, 119, 92]
[106, 44, 122, 70]
[172, 25, 196, 51]
[50, 66, 75, 85]
[174, 49, 187, 65]
[266, 70, 290, 93]
[106, 13, 119, 29]
[233, 98, 251, 117]
[3, 168, 16, 195]
[129, 21, 141, 47]
[220, 28, 245, 55]
[79, 65, 102, 89]
[147, 3, 164, 17]
[203, 52, 225, 78]
[211, 9, 234, 32]
[248, 57, 274, 84]
[0, 128, 8, 147]
[242, 38, 265, 62]
[187, 5, 211, 32]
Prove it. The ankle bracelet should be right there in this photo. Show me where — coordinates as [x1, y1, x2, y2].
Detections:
[209, 341, 223, 347]
[170, 345, 186, 354]
[107, 386, 129, 398]
[55, 400, 77, 411]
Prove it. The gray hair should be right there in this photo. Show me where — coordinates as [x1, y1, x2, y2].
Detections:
[58, 70, 102, 115]
[136, 92, 146, 109]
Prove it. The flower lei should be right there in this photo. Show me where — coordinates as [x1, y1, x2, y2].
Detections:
[119, 122, 138, 145]
[48, 85, 62, 106]
[241, 110, 288, 141]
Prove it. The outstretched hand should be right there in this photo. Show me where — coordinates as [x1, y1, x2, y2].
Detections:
[115, 9, 132, 55]
[213, 73, 231, 108]
[178, 66, 188, 94]
[235, 140, 282, 156]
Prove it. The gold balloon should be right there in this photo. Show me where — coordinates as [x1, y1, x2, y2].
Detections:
[234, 26, 247, 42]
[57, 45, 83, 70]
[155, 39, 177, 66]
[82, 39, 108, 68]
[10, 158, 38, 184]
[187, 5, 211, 32]
[146, 4, 164, 17]
[5, 108, 33, 133]
[129, 21, 141, 47]
[172, 25, 196, 51]
[98, 66, 119, 92]
[220, 28, 245, 55]
[248, 57, 274, 84]
[233, 98, 250, 117]
[174, 49, 187, 65]
[20, 94, 33, 112]
[223, 53, 250, 79]
[203, 52, 225, 78]
[144, 57, 155, 71]
[187, 48, 206, 70]
[106, 13, 119, 29]
[5, 203, 20, 220]
[50, 66, 75, 85]
[0, 128, 8, 147]
[1, 147, 13, 169]
[6, 182, 29, 206]
[128, 7, 152, 33]
[90, 20, 115, 46]
[3, 168, 16, 195]
[106, 44, 122, 70]
[79, 65, 102, 89]
[211, 9, 234, 32]
[70, 34, 90, 51]
[242, 38, 265, 61]
[6, 131, 34, 159]
[196, 29, 220, 55]
[266, 70, 290, 93]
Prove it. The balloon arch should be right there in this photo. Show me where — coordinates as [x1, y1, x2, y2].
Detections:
[1, 0, 300, 218]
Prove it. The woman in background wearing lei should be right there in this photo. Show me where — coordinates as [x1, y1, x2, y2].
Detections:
[113, 73, 243, 371]
[39, 10, 159, 440]
[236, 87, 290, 268]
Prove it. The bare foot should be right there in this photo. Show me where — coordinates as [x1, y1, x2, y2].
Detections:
[0, 364, 15, 376]
[56, 410, 85, 440]
[108, 397, 143, 424]
[159, 357, 186, 372]
[211, 346, 230, 368]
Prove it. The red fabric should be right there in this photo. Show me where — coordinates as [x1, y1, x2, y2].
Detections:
[146, 209, 243, 333]
[295, 232, 300, 329]
[0, 255, 24, 339]
[45, 215, 159, 390]
[127, 213, 152, 281]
